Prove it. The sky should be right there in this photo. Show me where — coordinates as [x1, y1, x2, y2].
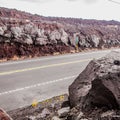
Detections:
[0, 0, 120, 21]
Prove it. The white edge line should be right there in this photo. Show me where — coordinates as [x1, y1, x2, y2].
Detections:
[0, 75, 76, 96]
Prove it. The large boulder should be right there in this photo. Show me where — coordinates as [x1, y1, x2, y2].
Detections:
[69, 51, 120, 111]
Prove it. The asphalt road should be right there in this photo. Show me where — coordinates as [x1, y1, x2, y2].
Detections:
[0, 49, 119, 111]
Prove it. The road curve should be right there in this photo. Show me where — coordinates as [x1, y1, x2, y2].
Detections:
[0, 49, 120, 111]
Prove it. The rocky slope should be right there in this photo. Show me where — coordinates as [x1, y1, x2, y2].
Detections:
[8, 94, 69, 120]
[0, 7, 120, 60]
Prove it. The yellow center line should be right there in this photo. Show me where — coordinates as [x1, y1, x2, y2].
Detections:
[0, 59, 92, 76]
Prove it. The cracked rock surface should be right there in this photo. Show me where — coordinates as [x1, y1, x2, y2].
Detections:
[69, 51, 120, 111]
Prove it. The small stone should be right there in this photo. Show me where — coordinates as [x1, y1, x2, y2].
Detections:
[27, 116, 36, 120]
[40, 108, 51, 118]
[57, 107, 70, 118]
[101, 110, 115, 118]
[76, 112, 84, 120]
[114, 60, 120, 66]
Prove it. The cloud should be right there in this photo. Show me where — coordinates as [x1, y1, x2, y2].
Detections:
[84, 0, 100, 4]
[108, 0, 120, 5]
[20, 0, 39, 2]
[21, 0, 99, 3]
[67, 0, 100, 4]
[67, 0, 79, 1]
[19, 0, 53, 3]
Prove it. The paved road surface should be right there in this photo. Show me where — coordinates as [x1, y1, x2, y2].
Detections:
[0, 49, 119, 111]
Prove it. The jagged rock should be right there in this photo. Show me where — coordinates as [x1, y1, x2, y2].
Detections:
[23, 35, 33, 44]
[35, 37, 48, 45]
[101, 110, 115, 118]
[69, 51, 120, 111]
[11, 27, 22, 38]
[57, 107, 70, 118]
[0, 26, 4, 35]
[60, 28, 68, 46]
[50, 30, 61, 42]
[99, 110, 120, 120]
[76, 112, 84, 120]
[27, 116, 36, 120]
[91, 35, 100, 47]
[40, 108, 51, 118]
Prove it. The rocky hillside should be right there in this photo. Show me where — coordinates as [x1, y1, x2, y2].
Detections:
[0, 7, 120, 60]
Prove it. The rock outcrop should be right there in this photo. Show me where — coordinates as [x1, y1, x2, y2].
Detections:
[69, 51, 120, 112]
[0, 7, 120, 61]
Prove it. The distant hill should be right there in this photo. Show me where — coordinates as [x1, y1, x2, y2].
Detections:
[0, 7, 120, 26]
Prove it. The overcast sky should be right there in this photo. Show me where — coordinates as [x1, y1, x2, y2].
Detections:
[0, 0, 120, 21]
